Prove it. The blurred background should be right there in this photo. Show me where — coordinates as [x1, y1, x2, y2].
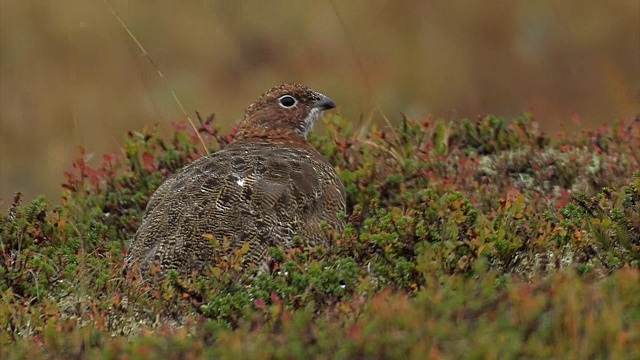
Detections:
[1, 0, 638, 207]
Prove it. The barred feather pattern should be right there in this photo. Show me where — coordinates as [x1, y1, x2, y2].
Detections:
[125, 84, 345, 277]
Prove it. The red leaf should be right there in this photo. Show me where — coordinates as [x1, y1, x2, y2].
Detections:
[102, 153, 116, 166]
[142, 151, 156, 172]
[555, 189, 571, 209]
[270, 292, 281, 303]
[571, 112, 581, 124]
[254, 299, 266, 310]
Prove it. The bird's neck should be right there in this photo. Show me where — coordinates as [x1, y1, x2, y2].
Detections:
[232, 126, 310, 147]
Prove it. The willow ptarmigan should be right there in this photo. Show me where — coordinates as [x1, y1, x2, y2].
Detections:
[125, 84, 346, 278]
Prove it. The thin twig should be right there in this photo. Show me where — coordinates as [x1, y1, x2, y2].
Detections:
[102, 0, 209, 155]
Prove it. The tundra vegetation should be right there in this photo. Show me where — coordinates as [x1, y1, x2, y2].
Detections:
[1, 113, 639, 358]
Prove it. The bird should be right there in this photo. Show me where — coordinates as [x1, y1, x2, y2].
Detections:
[125, 83, 346, 278]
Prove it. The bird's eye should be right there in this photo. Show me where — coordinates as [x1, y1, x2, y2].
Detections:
[277, 95, 297, 108]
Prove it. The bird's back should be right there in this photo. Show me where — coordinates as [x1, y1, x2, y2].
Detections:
[126, 140, 345, 276]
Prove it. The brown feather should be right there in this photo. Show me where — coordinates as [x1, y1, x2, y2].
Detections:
[125, 84, 345, 278]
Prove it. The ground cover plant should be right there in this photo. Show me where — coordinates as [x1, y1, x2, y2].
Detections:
[1, 113, 639, 358]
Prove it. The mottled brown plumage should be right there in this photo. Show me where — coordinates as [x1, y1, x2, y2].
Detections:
[125, 84, 345, 278]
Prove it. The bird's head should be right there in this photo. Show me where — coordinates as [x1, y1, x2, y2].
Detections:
[234, 83, 336, 142]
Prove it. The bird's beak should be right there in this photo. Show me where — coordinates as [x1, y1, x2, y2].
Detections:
[315, 95, 336, 110]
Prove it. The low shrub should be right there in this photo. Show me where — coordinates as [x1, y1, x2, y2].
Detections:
[1, 113, 639, 357]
